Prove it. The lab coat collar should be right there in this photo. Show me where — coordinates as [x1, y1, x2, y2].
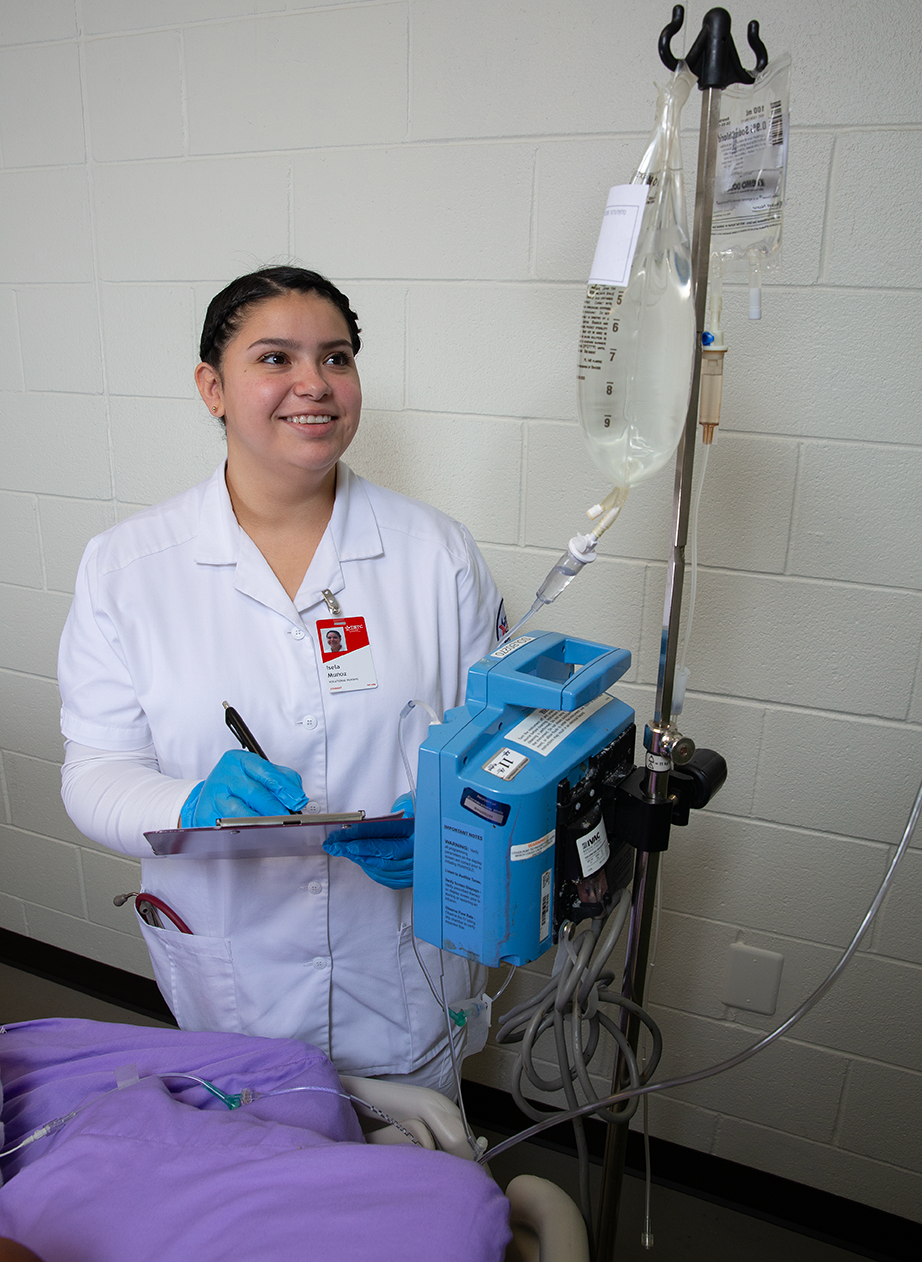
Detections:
[192, 463, 384, 620]
[193, 465, 239, 566]
[293, 464, 384, 614]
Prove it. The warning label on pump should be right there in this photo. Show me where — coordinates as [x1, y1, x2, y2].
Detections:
[506, 693, 612, 756]
[442, 818, 485, 955]
[510, 831, 554, 863]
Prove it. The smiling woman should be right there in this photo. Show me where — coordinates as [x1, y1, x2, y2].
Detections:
[56, 265, 505, 1095]
[193, 269, 365, 598]
[197, 289, 364, 598]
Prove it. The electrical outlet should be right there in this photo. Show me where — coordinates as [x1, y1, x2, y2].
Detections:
[722, 942, 784, 1014]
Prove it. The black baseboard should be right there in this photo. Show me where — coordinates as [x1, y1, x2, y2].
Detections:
[1, 929, 918, 1261]
[0, 927, 176, 1025]
[462, 1080, 920, 1262]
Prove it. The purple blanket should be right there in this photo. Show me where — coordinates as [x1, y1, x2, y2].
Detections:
[0, 1019, 510, 1262]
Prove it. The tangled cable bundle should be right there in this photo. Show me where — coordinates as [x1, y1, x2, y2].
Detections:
[494, 888, 662, 1228]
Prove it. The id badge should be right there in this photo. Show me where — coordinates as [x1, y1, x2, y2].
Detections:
[316, 616, 378, 693]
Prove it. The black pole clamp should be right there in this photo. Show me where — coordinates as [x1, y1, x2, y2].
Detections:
[659, 5, 768, 89]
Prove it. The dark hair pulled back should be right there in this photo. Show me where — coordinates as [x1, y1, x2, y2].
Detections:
[199, 266, 361, 370]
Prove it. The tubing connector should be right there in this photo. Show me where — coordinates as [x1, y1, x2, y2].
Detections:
[586, 484, 629, 539]
[568, 532, 598, 565]
[699, 330, 727, 445]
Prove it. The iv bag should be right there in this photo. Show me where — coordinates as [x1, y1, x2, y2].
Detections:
[711, 54, 791, 270]
[578, 66, 696, 494]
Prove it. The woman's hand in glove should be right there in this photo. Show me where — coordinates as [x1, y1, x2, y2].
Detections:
[180, 750, 309, 827]
[323, 794, 414, 890]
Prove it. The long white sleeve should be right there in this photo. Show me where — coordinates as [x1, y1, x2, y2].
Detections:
[61, 740, 199, 858]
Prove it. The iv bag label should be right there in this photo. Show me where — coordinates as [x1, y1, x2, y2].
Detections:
[510, 830, 554, 862]
[505, 693, 612, 756]
[483, 747, 529, 781]
[539, 868, 552, 942]
[588, 185, 647, 286]
[711, 56, 790, 242]
[578, 285, 614, 374]
[442, 818, 485, 956]
[575, 818, 610, 878]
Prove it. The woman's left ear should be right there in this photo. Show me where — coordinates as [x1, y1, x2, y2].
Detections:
[195, 361, 224, 417]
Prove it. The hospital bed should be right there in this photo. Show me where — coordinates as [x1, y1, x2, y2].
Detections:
[342, 1075, 589, 1262]
[0, 1019, 588, 1262]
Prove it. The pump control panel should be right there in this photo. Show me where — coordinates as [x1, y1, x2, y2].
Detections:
[413, 632, 636, 967]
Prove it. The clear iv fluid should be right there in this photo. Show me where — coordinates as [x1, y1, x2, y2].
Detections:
[578, 68, 696, 491]
[579, 266, 693, 486]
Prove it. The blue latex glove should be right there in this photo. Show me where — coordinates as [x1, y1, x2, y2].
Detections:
[180, 750, 309, 828]
[323, 793, 414, 890]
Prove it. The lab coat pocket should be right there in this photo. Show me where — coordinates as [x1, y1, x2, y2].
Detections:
[395, 924, 476, 1064]
[137, 914, 239, 1033]
[396, 922, 440, 1065]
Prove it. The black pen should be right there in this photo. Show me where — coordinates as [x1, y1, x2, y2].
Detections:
[223, 701, 269, 759]
[222, 702, 298, 815]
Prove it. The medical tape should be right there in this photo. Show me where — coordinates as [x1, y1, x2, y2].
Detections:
[114, 1063, 140, 1090]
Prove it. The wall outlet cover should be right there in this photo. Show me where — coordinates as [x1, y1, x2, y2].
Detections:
[722, 942, 784, 1015]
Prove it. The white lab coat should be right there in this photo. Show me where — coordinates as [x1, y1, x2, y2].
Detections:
[58, 463, 502, 1079]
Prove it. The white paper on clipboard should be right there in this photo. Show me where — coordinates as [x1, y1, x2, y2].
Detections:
[588, 184, 648, 286]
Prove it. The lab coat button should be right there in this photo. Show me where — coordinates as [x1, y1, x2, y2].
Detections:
[307, 882, 322, 895]
[300, 714, 317, 729]
[290, 627, 306, 640]
[304, 801, 321, 814]
[312, 957, 327, 970]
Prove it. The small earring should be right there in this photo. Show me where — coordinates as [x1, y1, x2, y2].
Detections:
[212, 406, 218, 413]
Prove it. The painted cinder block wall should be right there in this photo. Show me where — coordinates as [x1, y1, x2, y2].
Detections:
[1, 0, 920, 1223]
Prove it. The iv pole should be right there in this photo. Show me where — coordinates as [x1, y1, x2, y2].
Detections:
[594, 10, 768, 1259]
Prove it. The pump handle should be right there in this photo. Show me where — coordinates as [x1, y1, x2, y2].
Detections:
[659, 5, 768, 88]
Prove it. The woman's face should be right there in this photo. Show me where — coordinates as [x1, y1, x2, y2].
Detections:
[195, 290, 362, 487]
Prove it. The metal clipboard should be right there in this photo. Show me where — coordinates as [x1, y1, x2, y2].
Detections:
[144, 811, 412, 861]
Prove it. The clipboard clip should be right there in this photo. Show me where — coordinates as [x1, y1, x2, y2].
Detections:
[214, 810, 367, 829]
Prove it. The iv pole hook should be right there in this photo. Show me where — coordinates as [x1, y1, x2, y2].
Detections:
[659, 5, 768, 88]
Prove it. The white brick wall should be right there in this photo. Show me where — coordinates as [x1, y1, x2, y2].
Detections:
[1, 0, 920, 1225]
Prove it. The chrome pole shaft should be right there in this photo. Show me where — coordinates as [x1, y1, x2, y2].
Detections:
[655, 85, 722, 728]
[595, 86, 722, 1262]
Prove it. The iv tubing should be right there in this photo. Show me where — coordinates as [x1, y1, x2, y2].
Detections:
[0, 1071, 255, 1160]
[398, 698, 440, 807]
[0, 1076, 430, 1162]
[676, 439, 709, 685]
[480, 772, 922, 1165]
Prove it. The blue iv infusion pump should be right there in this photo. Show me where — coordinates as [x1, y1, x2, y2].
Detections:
[413, 632, 638, 968]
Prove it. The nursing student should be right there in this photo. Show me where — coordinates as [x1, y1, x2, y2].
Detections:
[58, 267, 503, 1093]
